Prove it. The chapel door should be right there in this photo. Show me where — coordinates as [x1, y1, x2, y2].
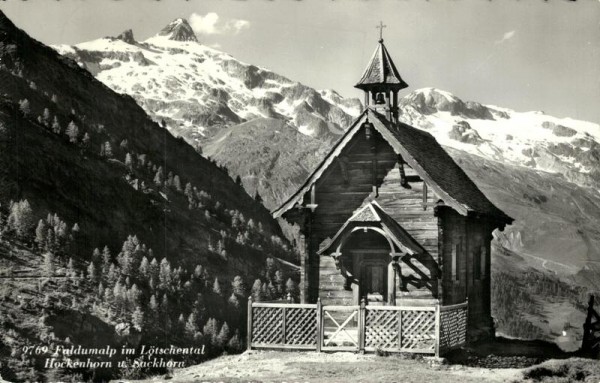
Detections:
[361, 262, 387, 305]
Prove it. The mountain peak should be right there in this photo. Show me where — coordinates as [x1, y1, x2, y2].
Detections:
[0, 9, 18, 33]
[158, 18, 197, 42]
[115, 29, 136, 44]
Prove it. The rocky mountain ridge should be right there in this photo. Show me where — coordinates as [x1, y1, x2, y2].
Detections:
[53, 19, 362, 147]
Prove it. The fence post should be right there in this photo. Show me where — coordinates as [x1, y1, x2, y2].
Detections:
[316, 298, 322, 352]
[398, 308, 402, 351]
[434, 303, 441, 357]
[282, 306, 287, 345]
[247, 296, 253, 351]
[359, 298, 366, 354]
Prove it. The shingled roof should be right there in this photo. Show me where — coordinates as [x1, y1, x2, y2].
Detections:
[318, 201, 426, 256]
[272, 108, 513, 225]
[355, 40, 408, 91]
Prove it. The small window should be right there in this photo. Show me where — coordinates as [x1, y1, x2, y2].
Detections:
[480, 245, 487, 278]
[451, 242, 459, 281]
[474, 246, 481, 280]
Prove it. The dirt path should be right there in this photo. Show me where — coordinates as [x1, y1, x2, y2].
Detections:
[133, 351, 522, 383]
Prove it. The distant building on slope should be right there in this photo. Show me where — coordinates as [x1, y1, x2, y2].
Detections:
[272, 33, 513, 341]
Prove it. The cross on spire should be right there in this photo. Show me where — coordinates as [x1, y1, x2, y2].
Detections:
[376, 21, 386, 42]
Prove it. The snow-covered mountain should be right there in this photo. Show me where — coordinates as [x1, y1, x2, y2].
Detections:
[53, 19, 599, 193]
[53, 18, 362, 146]
[399, 88, 600, 190]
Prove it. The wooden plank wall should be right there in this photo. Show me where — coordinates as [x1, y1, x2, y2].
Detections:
[307, 129, 397, 302]
[377, 164, 439, 300]
[440, 208, 494, 339]
[440, 209, 467, 305]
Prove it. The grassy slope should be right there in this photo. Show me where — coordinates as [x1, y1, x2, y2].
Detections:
[127, 351, 600, 383]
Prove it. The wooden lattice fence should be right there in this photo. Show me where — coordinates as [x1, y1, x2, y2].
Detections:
[248, 298, 468, 357]
[249, 302, 318, 349]
[439, 302, 468, 353]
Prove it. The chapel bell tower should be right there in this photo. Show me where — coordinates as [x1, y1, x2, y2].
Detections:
[354, 22, 408, 124]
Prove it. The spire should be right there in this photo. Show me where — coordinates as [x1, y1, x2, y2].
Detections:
[354, 29, 408, 91]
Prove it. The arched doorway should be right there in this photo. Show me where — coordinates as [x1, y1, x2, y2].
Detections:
[335, 227, 396, 305]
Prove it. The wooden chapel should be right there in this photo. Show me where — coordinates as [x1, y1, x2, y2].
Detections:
[272, 33, 513, 340]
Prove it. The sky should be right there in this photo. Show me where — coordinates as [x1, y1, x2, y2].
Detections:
[1, 0, 599, 122]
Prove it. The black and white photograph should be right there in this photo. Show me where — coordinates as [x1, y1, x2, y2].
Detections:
[0, 0, 599, 382]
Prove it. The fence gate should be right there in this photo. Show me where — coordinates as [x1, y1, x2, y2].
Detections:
[321, 305, 361, 352]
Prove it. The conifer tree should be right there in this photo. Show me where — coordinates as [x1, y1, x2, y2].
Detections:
[203, 318, 219, 347]
[67, 258, 75, 278]
[7, 199, 34, 238]
[43, 252, 54, 277]
[19, 99, 30, 116]
[173, 175, 182, 192]
[35, 219, 46, 248]
[251, 279, 263, 302]
[285, 278, 298, 302]
[102, 246, 112, 275]
[80, 130, 92, 147]
[107, 264, 117, 286]
[125, 153, 133, 171]
[92, 248, 101, 263]
[261, 282, 272, 301]
[51, 116, 61, 134]
[185, 312, 199, 338]
[129, 284, 141, 305]
[132, 306, 144, 331]
[184, 182, 193, 198]
[66, 121, 79, 143]
[45, 228, 55, 252]
[87, 262, 96, 281]
[149, 294, 159, 310]
[212, 277, 222, 296]
[42, 108, 51, 127]
[139, 256, 149, 279]
[104, 142, 113, 158]
[216, 322, 230, 348]
[149, 258, 159, 281]
[231, 276, 247, 298]
[227, 330, 243, 352]
[158, 258, 172, 290]
[154, 166, 164, 186]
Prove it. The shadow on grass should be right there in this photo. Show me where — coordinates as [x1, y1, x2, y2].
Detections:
[444, 336, 574, 369]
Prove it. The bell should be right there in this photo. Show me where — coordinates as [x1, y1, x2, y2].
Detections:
[375, 93, 386, 105]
